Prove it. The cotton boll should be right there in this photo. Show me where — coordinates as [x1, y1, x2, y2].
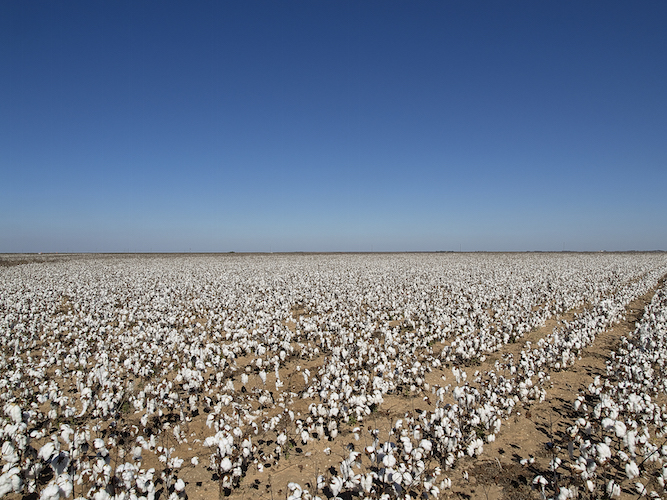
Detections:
[56, 473, 73, 498]
[635, 482, 647, 496]
[556, 486, 576, 499]
[39, 483, 61, 500]
[38, 442, 58, 462]
[419, 439, 432, 453]
[533, 475, 548, 487]
[596, 443, 612, 464]
[614, 420, 627, 438]
[2, 442, 19, 464]
[220, 457, 233, 472]
[277, 433, 287, 446]
[0, 467, 23, 496]
[360, 473, 373, 493]
[330, 476, 343, 497]
[5, 404, 23, 424]
[626, 461, 640, 480]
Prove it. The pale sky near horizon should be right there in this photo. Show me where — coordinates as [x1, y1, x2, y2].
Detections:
[2, 1, 666, 253]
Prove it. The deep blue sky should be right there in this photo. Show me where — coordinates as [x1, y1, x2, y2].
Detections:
[2, 1, 666, 252]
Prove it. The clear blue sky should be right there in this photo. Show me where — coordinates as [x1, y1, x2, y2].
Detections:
[2, 1, 665, 252]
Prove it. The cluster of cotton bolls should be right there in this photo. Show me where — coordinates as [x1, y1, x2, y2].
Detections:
[1, 253, 667, 499]
[528, 282, 667, 500]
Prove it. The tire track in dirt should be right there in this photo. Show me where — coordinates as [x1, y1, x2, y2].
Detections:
[454, 276, 667, 500]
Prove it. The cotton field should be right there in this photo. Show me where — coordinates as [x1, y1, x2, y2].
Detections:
[1, 253, 667, 500]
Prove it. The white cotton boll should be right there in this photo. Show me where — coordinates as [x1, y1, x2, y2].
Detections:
[5, 404, 23, 424]
[39, 483, 60, 500]
[259, 371, 267, 385]
[614, 420, 627, 438]
[625, 430, 638, 455]
[287, 482, 302, 500]
[419, 439, 432, 452]
[602, 417, 615, 431]
[38, 442, 58, 462]
[635, 482, 647, 496]
[0, 467, 23, 496]
[533, 475, 548, 487]
[300, 430, 309, 444]
[277, 433, 287, 446]
[626, 461, 640, 480]
[467, 439, 483, 457]
[557, 486, 575, 499]
[330, 476, 343, 497]
[2, 442, 19, 464]
[596, 443, 612, 464]
[382, 454, 396, 467]
[56, 473, 73, 498]
[241, 374, 249, 385]
[360, 473, 373, 493]
[220, 457, 232, 472]
[607, 479, 621, 498]
[174, 478, 186, 492]
[93, 489, 111, 500]
[340, 460, 352, 481]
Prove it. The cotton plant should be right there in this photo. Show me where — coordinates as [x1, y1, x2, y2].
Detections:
[2, 253, 667, 499]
